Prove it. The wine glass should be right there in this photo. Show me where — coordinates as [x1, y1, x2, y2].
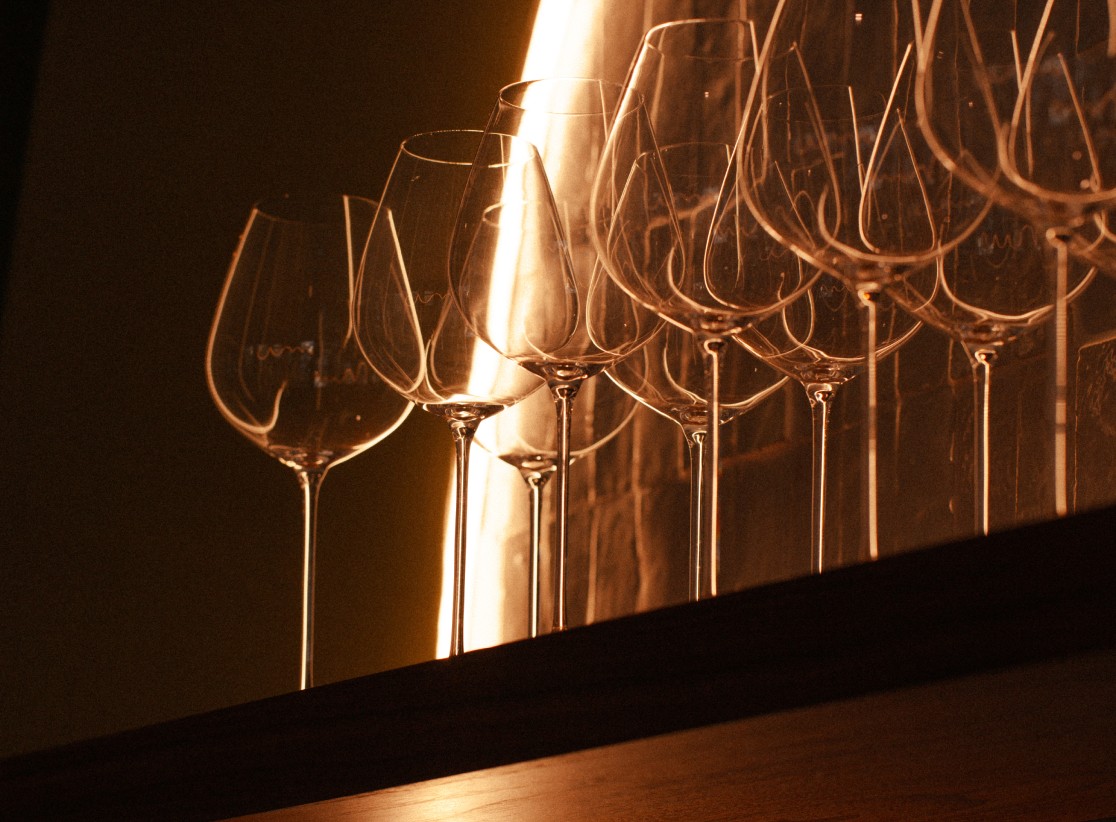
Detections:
[205, 194, 414, 690]
[593, 18, 817, 593]
[888, 199, 1096, 535]
[739, 272, 921, 572]
[353, 131, 543, 657]
[451, 79, 659, 631]
[735, 0, 988, 558]
[607, 320, 786, 600]
[475, 376, 637, 637]
[918, 0, 1116, 517]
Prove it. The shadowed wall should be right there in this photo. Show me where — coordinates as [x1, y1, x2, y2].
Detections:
[0, 0, 538, 757]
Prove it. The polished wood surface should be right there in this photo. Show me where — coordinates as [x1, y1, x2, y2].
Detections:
[235, 651, 1116, 821]
[3, 504, 1115, 820]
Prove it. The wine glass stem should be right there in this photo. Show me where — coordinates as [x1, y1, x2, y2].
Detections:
[682, 423, 707, 602]
[521, 469, 552, 639]
[1047, 229, 1071, 518]
[805, 383, 835, 574]
[699, 335, 726, 598]
[296, 469, 325, 691]
[856, 285, 881, 561]
[448, 419, 480, 657]
[970, 348, 997, 537]
[549, 379, 584, 632]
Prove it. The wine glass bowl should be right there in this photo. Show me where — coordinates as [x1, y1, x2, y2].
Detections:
[454, 80, 657, 378]
[454, 197, 583, 371]
[205, 193, 414, 689]
[608, 321, 785, 430]
[357, 132, 544, 413]
[742, 76, 986, 286]
[208, 196, 412, 469]
[476, 379, 637, 476]
[891, 206, 1095, 352]
[598, 18, 818, 332]
[920, 1, 1116, 232]
[742, 276, 922, 388]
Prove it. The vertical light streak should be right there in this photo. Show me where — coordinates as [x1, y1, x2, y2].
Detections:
[435, 0, 610, 657]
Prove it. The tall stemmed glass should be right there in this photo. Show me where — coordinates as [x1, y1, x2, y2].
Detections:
[475, 377, 636, 637]
[607, 321, 786, 599]
[735, 0, 988, 557]
[353, 131, 543, 657]
[206, 194, 413, 690]
[888, 200, 1095, 534]
[452, 80, 659, 631]
[918, 0, 1116, 516]
[740, 274, 921, 572]
[594, 18, 817, 593]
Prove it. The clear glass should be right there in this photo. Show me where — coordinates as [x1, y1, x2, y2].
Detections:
[739, 274, 920, 571]
[353, 131, 543, 657]
[593, 18, 817, 593]
[205, 194, 413, 689]
[736, 0, 988, 557]
[918, 0, 1116, 517]
[475, 377, 636, 636]
[888, 199, 1096, 534]
[452, 80, 659, 631]
[607, 321, 786, 599]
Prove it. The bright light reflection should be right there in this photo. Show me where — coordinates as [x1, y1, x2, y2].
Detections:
[436, 0, 609, 657]
[484, 141, 535, 362]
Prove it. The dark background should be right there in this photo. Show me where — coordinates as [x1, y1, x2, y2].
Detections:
[0, 1, 538, 758]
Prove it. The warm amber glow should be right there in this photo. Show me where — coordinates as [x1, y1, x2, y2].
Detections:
[521, 0, 605, 80]
[436, 0, 611, 657]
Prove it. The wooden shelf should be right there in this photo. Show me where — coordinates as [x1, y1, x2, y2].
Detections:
[3, 506, 1116, 820]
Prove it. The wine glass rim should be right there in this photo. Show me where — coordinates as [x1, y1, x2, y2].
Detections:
[642, 16, 757, 60]
[497, 76, 623, 115]
[253, 193, 375, 223]
[399, 129, 483, 166]
[399, 128, 539, 168]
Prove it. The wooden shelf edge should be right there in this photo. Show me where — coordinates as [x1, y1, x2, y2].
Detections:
[3, 505, 1116, 820]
